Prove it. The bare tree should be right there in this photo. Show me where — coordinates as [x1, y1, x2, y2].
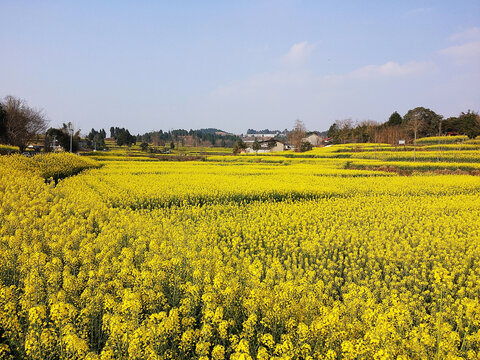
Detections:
[2, 96, 48, 152]
[151, 133, 160, 147]
[408, 113, 422, 162]
[289, 119, 307, 152]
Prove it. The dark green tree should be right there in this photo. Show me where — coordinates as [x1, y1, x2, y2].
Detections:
[443, 111, 480, 138]
[252, 139, 261, 153]
[88, 128, 97, 141]
[46, 123, 81, 152]
[86, 128, 106, 150]
[0, 103, 8, 143]
[233, 140, 247, 154]
[92, 134, 105, 150]
[116, 131, 128, 146]
[403, 107, 442, 138]
[140, 142, 149, 152]
[387, 111, 403, 126]
[327, 122, 339, 143]
[300, 141, 313, 152]
[115, 128, 136, 146]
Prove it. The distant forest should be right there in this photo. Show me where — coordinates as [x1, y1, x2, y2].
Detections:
[327, 108, 480, 144]
[90, 106, 479, 151]
[139, 128, 240, 148]
[2, 94, 478, 152]
[246, 129, 285, 134]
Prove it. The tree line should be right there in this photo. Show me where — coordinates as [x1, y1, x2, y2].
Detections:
[2, 96, 478, 154]
[140, 129, 240, 148]
[327, 107, 480, 145]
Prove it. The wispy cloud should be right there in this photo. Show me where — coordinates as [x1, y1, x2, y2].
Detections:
[209, 71, 311, 99]
[282, 41, 317, 65]
[439, 41, 480, 64]
[326, 61, 435, 82]
[407, 7, 432, 15]
[351, 61, 433, 79]
[448, 27, 480, 42]
[440, 27, 480, 65]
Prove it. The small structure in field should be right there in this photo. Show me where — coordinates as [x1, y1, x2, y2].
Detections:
[303, 134, 323, 147]
[245, 139, 286, 153]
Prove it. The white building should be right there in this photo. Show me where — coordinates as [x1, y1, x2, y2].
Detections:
[245, 140, 286, 153]
[303, 134, 323, 146]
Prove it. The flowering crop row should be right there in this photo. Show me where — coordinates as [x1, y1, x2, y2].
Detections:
[1, 154, 480, 359]
[0, 153, 100, 181]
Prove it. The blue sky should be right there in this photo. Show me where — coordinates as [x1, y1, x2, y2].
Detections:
[1, 1, 479, 134]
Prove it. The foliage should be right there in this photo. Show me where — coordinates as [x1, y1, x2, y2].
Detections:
[233, 140, 247, 155]
[300, 141, 313, 152]
[403, 107, 443, 138]
[140, 142, 149, 152]
[0, 103, 8, 143]
[46, 123, 81, 153]
[141, 129, 240, 148]
[86, 129, 107, 150]
[324, 108, 477, 145]
[87, 128, 107, 141]
[443, 111, 480, 139]
[252, 139, 261, 153]
[266, 138, 278, 150]
[387, 111, 402, 126]
[0, 96, 48, 152]
[109, 127, 136, 147]
[327, 122, 338, 140]
[247, 129, 283, 135]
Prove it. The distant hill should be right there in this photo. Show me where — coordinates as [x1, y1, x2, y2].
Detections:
[308, 130, 328, 137]
[139, 128, 240, 147]
[197, 128, 232, 136]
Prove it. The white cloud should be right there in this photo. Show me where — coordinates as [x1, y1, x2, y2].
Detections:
[351, 61, 434, 79]
[439, 41, 480, 64]
[448, 27, 480, 42]
[282, 41, 317, 65]
[439, 27, 480, 65]
[325, 61, 435, 82]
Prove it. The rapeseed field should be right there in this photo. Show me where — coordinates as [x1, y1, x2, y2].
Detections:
[1, 148, 480, 359]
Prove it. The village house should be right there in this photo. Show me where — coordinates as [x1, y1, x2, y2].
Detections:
[245, 139, 286, 153]
[303, 133, 323, 147]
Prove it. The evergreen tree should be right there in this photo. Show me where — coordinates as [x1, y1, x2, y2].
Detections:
[387, 111, 403, 126]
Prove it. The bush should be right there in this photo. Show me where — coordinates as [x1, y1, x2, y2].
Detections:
[300, 141, 313, 152]
[140, 142, 149, 152]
